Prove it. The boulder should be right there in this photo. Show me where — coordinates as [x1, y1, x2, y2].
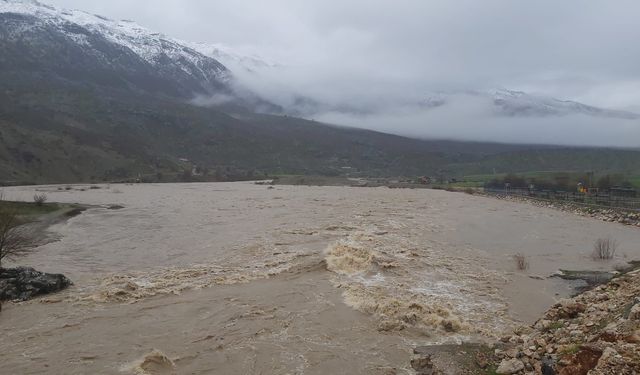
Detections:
[628, 305, 640, 320]
[557, 345, 602, 375]
[551, 301, 585, 320]
[496, 358, 524, 374]
[410, 353, 435, 375]
[0, 267, 72, 302]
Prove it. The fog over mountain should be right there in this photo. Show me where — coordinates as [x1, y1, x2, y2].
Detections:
[38, 0, 640, 146]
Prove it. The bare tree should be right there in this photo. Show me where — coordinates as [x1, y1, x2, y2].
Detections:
[33, 193, 47, 206]
[514, 253, 529, 271]
[0, 199, 36, 269]
[592, 237, 617, 260]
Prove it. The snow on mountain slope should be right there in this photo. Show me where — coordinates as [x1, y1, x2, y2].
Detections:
[185, 41, 279, 74]
[0, 0, 276, 84]
[2, 0, 636, 121]
[0, 0, 230, 92]
[422, 89, 640, 119]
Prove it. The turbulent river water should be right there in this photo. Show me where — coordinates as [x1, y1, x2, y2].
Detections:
[1, 182, 639, 374]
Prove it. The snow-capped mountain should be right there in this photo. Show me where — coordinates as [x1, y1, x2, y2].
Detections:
[184, 41, 279, 74]
[0, 0, 258, 104]
[2, 0, 636, 121]
[277, 87, 640, 120]
[422, 89, 640, 119]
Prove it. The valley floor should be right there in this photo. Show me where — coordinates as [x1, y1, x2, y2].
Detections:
[1, 182, 639, 374]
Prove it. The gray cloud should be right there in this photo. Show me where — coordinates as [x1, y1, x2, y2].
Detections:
[46, 0, 640, 146]
[317, 96, 640, 148]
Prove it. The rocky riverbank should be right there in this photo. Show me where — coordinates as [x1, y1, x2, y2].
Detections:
[486, 193, 640, 228]
[492, 267, 640, 374]
[0, 267, 72, 303]
[412, 268, 640, 374]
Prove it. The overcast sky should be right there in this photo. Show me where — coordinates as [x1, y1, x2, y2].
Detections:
[45, 0, 640, 146]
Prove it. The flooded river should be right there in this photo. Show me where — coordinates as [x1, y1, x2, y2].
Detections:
[1, 182, 639, 374]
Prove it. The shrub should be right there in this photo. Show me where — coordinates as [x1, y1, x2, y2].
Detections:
[592, 237, 617, 260]
[0, 197, 36, 268]
[514, 253, 529, 271]
[544, 321, 565, 332]
[33, 193, 47, 206]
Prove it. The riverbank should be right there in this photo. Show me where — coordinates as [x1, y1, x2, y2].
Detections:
[496, 267, 640, 374]
[0, 199, 88, 243]
[479, 192, 640, 228]
[410, 265, 640, 374]
[0, 199, 86, 307]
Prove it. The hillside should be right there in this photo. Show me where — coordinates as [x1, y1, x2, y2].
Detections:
[0, 80, 455, 183]
[3, 80, 640, 185]
[1, 0, 639, 184]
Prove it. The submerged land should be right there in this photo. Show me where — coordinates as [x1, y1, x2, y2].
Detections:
[0, 182, 639, 374]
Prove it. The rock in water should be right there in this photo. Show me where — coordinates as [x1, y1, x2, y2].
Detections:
[0, 267, 72, 301]
[133, 350, 176, 375]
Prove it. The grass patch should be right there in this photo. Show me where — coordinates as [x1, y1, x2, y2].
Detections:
[544, 321, 565, 332]
[628, 175, 640, 189]
[559, 344, 581, 356]
[0, 201, 61, 216]
[0, 200, 87, 224]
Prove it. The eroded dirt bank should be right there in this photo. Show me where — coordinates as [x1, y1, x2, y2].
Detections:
[1, 182, 639, 374]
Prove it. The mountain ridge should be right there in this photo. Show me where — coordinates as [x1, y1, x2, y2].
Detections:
[3, 0, 637, 121]
[436, 89, 640, 119]
[1, 0, 639, 184]
[0, 0, 282, 112]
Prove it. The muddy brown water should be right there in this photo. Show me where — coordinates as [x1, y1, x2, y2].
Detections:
[1, 182, 639, 374]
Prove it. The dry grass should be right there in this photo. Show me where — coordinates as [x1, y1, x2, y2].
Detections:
[592, 237, 617, 260]
[514, 253, 529, 271]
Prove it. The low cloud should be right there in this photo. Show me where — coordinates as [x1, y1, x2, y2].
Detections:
[47, 0, 640, 146]
[314, 95, 640, 148]
[191, 93, 234, 106]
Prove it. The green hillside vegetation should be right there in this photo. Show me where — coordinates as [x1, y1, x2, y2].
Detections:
[1, 80, 640, 185]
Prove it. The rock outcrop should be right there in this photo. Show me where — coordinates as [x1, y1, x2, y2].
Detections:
[410, 268, 640, 374]
[0, 267, 72, 302]
[493, 268, 640, 374]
